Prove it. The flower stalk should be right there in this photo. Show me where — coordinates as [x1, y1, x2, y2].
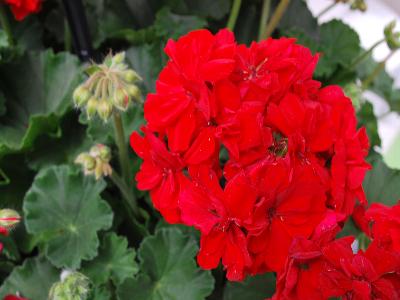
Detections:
[226, 0, 242, 32]
[361, 50, 396, 90]
[317, 2, 337, 18]
[0, 3, 14, 47]
[258, 0, 271, 41]
[264, 0, 291, 38]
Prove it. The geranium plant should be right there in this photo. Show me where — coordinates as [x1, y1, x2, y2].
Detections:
[0, 0, 399, 299]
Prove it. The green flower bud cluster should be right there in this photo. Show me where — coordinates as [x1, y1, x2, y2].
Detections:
[73, 52, 142, 122]
[384, 21, 400, 51]
[75, 144, 112, 180]
[48, 271, 90, 300]
[0, 208, 21, 231]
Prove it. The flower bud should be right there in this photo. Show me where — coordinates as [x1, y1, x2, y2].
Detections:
[127, 85, 141, 101]
[75, 153, 96, 175]
[123, 70, 141, 83]
[97, 99, 113, 122]
[113, 88, 130, 111]
[0, 209, 21, 231]
[112, 52, 126, 65]
[76, 145, 112, 180]
[73, 86, 91, 108]
[350, 0, 367, 12]
[86, 97, 98, 119]
[49, 271, 90, 300]
[384, 21, 400, 50]
[73, 51, 142, 118]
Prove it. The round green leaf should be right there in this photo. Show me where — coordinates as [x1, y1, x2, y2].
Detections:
[223, 273, 276, 300]
[0, 50, 81, 157]
[23, 165, 113, 269]
[117, 228, 214, 300]
[363, 158, 400, 206]
[0, 257, 59, 300]
[82, 232, 138, 286]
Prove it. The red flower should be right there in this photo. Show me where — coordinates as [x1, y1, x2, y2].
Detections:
[130, 29, 371, 284]
[130, 127, 186, 223]
[4, 0, 41, 21]
[179, 171, 256, 281]
[247, 162, 327, 273]
[365, 202, 400, 252]
[3, 295, 28, 300]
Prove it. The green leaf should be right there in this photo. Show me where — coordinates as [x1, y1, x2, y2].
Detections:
[357, 101, 381, 147]
[166, 0, 231, 20]
[117, 228, 214, 300]
[0, 50, 81, 158]
[82, 233, 138, 286]
[126, 43, 164, 93]
[23, 165, 113, 269]
[154, 7, 207, 40]
[316, 20, 360, 77]
[26, 112, 91, 171]
[0, 257, 59, 300]
[223, 273, 276, 300]
[89, 286, 112, 300]
[363, 158, 400, 206]
[279, 0, 319, 38]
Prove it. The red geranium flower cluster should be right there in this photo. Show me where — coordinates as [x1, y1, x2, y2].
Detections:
[274, 211, 400, 299]
[130, 29, 371, 282]
[4, 0, 41, 21]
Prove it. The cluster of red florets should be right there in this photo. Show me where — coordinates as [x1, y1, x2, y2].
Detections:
[131, 29, 399, 298]
[4, 0, 41, 21]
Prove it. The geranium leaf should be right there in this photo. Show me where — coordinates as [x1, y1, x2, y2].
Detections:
[0, 257, 59, 300]
[223, 273, 276, 300]
[82, 233, 138, 286]
[117, 228, 214, 300]
[126, 43, 164, 93]
[316, 20, 360, 77]
[363, 158, 400, 206]
[23, 165, 113, 269]
[0, 50, 81, 157]
[89, 286, 112, 300]
[357, 102, 381, 147]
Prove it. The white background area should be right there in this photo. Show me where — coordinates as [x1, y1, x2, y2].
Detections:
[307, 0, 400, 166]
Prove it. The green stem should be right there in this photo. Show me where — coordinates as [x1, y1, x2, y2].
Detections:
[226, 0, 242, 31]
[350, 37, 386, 69]
[362, 50, 396, 90]
[0, 3, 14, 47]
[317, 1, 337, 18]
[64, 19, 72, 52]
[264, 0, 291, 38]
[258, 0, 271, 41]
[110, 171, 137, 213]
[113, 112, 130, 183]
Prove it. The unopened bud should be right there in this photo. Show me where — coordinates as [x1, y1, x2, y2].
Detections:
[97, 100, 113, 122]
[77, 145, 112, 180]
[350, 0, 367, 12]
[0, 209, 21, 231]
[127, 85, 141, 100]
[123, 70, 141, 83]
[86, 97, 98, 119]
[49, 271, 90, 300]
[112, 52, 126, 65]
[384, 21, 400, 50]
[113, 89, 130, 111]
[73, 86, 91, 108]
